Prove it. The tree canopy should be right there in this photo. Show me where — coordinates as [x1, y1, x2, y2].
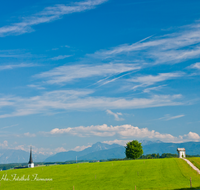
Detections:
[125, 140, 143, 159]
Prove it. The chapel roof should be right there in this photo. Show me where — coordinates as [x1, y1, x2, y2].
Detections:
[177, 148, 185, 151]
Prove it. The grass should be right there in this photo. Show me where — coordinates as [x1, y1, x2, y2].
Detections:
[0, 158, 200, 190]
[187, 157, 200, 170]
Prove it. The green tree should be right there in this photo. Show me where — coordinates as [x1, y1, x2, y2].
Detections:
[125, 140, 143, 159]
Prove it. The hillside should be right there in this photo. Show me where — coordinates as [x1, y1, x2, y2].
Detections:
[0, 158, 200, 189]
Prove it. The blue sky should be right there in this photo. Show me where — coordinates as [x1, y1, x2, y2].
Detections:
[0, 0, 200, 155]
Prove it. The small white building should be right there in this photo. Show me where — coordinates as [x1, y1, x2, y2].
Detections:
[177, 148, 186, 158]
[28, 146, 34, 168]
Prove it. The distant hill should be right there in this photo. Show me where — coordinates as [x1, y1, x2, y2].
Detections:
[78, 147, 125, 160]
[44, 142, 122, 162]
[0, 149, 47, 164]
[44, 141, 200, 162]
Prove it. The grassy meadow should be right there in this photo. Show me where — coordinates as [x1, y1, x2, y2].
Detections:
[188, 157, 200, 170]
[0, 158, 200, 190]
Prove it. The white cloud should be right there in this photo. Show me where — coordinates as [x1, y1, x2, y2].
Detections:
[180, 132, 200, 141]
[54, 147, 67, 152]
[24, 132, 36, 137]
[13, 145, 25, 151]
[103, 131, 200, 144]
[30, 146, 65, 155]
[103, 139, 130, 146]
[72, 145, 92, 151]
[0, 141, 8, 148]
[51, 55, 72, 60]
[106, 110, 124, 121]
[48, 125, 200, 143]
[12, 144, 66, 155]
[0, 90, 183, 118]
[35, 63, 140, 84]
[48, 124, 177, 141]
[159, 114, 185, 121]
[0, 0, 108, 37]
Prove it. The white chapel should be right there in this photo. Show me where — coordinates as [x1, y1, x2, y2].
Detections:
[177, 148, 186, 158]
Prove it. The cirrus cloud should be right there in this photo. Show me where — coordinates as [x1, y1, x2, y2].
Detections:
[0, 90, 183, 118]
[0, 0, 108, 37]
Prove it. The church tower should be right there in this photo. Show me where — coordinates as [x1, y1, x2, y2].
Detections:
[28, 146, 34, 168]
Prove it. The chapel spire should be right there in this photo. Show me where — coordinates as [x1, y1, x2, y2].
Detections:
[29, 146, 33, 163]
[28, 146, 34, 168]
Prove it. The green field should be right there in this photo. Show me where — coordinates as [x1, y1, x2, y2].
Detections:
[188, 157, 200, 170]
[0, 158, 200, 190]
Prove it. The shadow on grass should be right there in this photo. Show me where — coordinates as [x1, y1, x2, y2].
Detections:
[174, 187, 200, 190]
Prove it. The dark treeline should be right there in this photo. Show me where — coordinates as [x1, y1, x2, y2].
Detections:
[139, 153, 178, 159]
[0, 163, 27, 171]
[139, 153, 200, 159]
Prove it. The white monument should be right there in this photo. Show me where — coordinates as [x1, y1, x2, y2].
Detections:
[177, 148, 186, 158]
[28, 146, 34, 168]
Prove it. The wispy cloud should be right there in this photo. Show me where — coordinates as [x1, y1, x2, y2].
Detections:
[0, 0, 108, 37]
[106, 110, 124, 121]
[51, 55, 72, 60]
[159, 114, 185, 121]
[131, 72, 184, 90]
[89, 23, 200, 66]
[1, 124, 18, 130]
[0, 50, 29, 58]
[0, 63, 38, 71]
[97, 70, 136, 87]
[27, 84, 45, 90]
[23, 132, 36, 137]
[143, 85, 166, 93]
[189, 62, 200, 69]
[0, 90, 183, 118]
[0, 142, 65, 155]
[35, 63, 140, 84]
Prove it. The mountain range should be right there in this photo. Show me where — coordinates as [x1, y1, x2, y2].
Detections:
[44, 142, 122, 162]
[0, 149, 47, 164]
[0, 140, 200, 164]
[44, 141, 200, 162]
[45, 141, 200, 162]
